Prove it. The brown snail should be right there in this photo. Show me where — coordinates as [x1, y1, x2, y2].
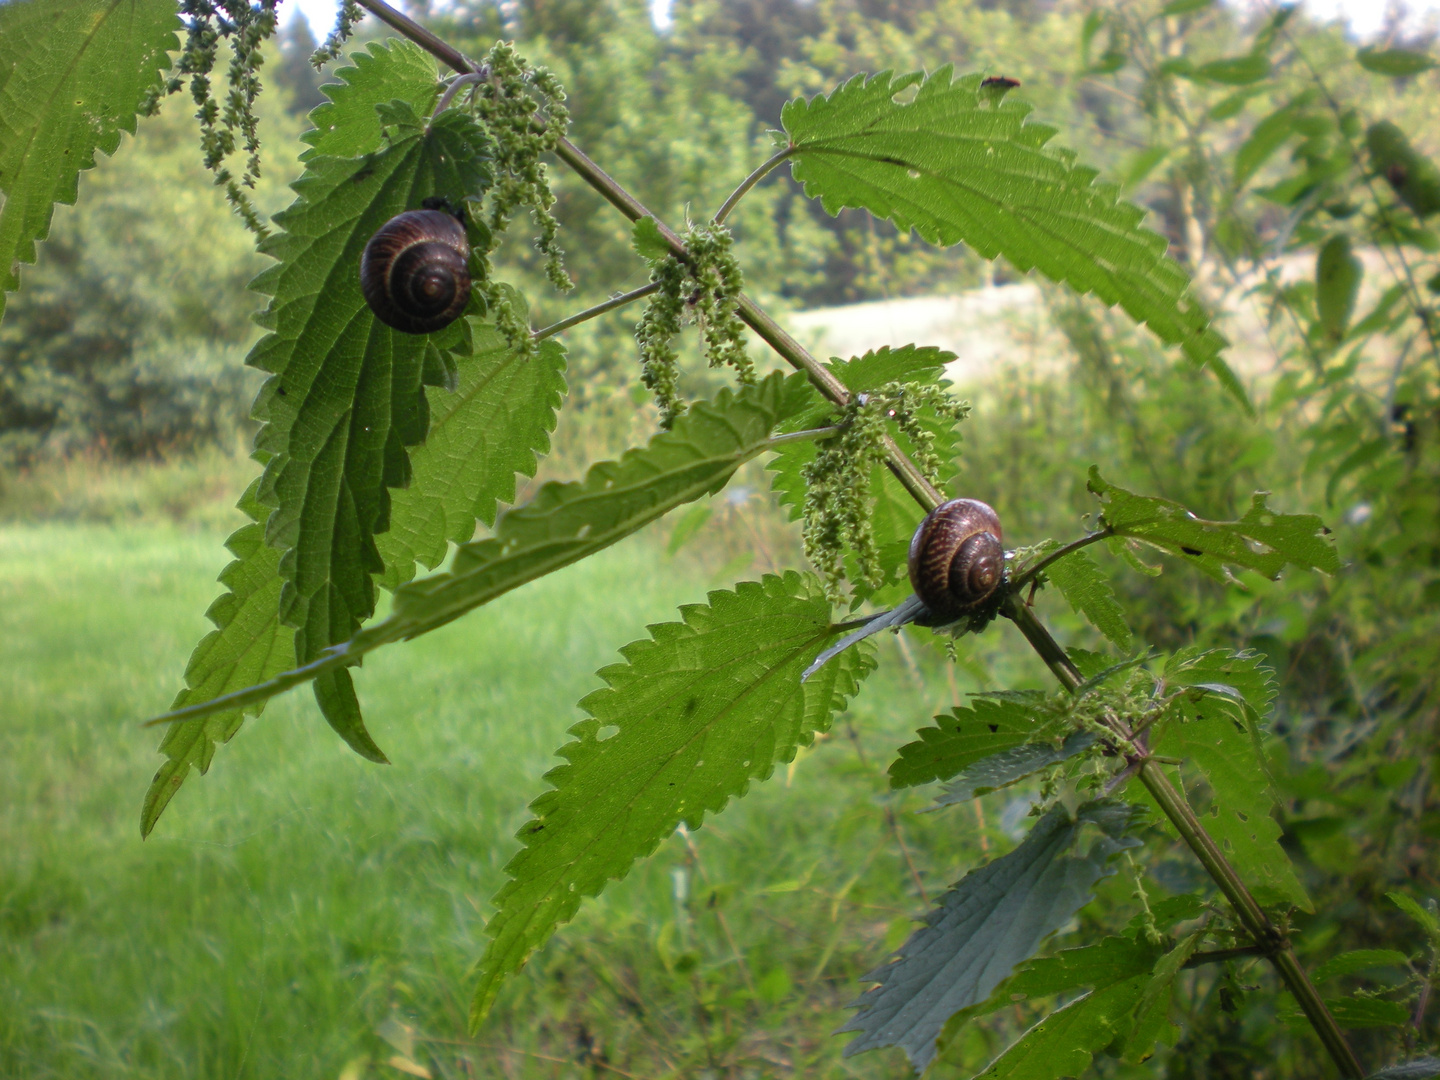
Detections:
[908, 498, 1005, 622]
[360, 208, 471, 334]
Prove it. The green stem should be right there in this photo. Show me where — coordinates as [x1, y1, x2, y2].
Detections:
[763, 424, 844, 448]
[1008, 527, 1115, 593]
[1003, 595, 1364, 1079]
[342, 5, 1361, 1073]
[533, 282, 660, 341]
[713, 148, 795, 225]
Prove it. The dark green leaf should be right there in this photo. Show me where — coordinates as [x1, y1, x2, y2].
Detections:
[839, 800, 1141, 1072]
[934, 731, 1097, 806]
[1046, 548, 1133, 650]
[1389, 892, 1440, 937]
[375, 329, 567, 589]
[1313, 950, 1411, 984]
[888, 694, 1047, 789]
[471, 572, 874, 1023]
[0, 0, 179, 318]
[1124, 893, 1206, 938]
[994, 936, 1160, 1001]
[1368, 122, 1440, 218]
[1194, 55, 1271, 86]
[253, 104, 492, 696]
[300, 39, 440, 160]
[146, 374, 814, 729]
[1316, 235, 1363, 341]
[1121, 932, 1201, 1064]
[1087, 468, 1341, 581]
[1357, 47, 1437, 77]
[781, 71, 1232, 382]
[1164, 647, 1277, 718]
[141, 480, 295, 837]
[1326, 997, 1412, 1029]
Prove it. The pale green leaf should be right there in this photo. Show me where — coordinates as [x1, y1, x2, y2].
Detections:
[1235, 103, 1302, 187]
[1193, 55, 1270, 86]
[375, 330, 567, 590]
[782, 70, 1231, 381]
[839, 800, 1141, 1072]
[1088, 468, 1341, 581]
[976, 976, 1148, 1080]
[1317, 235, 1363, 341]
[631, 215, 671, 261]
[145, 374, 814, 729]
[471, 572, 874, 1023]
[888, 694, 1047, 790]
[1046, 548, 1133, 650]
[1389, 892, 1440, 938]
[300, 39, 440, 160]
[1368, 122, 1440, 218]
[1157, 688, 1311, 911]
[0, 0, 178, 318]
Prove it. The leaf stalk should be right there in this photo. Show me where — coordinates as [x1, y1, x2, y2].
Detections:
[533, 281, 661, 341]
[713, 147, 795, 225]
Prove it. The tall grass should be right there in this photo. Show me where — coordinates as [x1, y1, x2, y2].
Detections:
[0, 517, 1090, 1079]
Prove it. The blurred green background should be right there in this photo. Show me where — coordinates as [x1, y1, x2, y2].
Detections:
[3, 0, 1439, 1077]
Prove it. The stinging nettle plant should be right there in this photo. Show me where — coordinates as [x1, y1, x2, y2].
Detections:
[1, 0, 1436, 1076]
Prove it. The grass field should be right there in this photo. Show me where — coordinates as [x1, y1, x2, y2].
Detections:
[0, 520, 1071, 1079]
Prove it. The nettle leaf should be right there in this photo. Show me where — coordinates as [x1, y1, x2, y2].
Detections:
[782, 70, 1235, 394]
[1317, 235, 1363, 341]
[1312, 949, 1411, 984]
[301, 39, 440, 160]
[933, 730, 1098, 808]
[1088, 468, 1340, 582]
[1045, 547, 1133, 651]
[768, 345, 961, 597]
[1357, 47, 1437, 77]
[146, 374, 814, 731]
[1120, 931, 1200, 1064]
[976, 975, 1148, 1080]
[840, 800, 1141, 1072]
[376, 328, 566, 590]
[1165, 647, 1277, 718]
[0, 0, 178, 318]
[1370, 1059, 1440, 1080]
[1156, 654, 1309, 911]
[141, 480, 295, 837]
[471, 572, 874, 1024]
[250, 102, 492, 751]
[889, 693, 1047, 789]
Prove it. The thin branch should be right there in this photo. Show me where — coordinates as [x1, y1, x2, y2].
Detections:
[533, 281, 660, 341]
[1184, 945, 1267, 969]
[1009, 528, 1115, 593]
[432, 72, 484, 118]
[713, 148, 795, 225]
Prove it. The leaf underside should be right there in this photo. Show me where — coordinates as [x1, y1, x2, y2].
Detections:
[934, 730, 1097, 807]
[783, 70, 1234, 390]
[0, 0, 178, 318]
[839, 800, 1141, 1072]
[1046, 548, 1134, 651]
[471, 572, 875, 1025]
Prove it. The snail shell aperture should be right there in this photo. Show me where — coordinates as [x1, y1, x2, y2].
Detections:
[360, 209, 471, 334]
[908, 498, 1005, 622]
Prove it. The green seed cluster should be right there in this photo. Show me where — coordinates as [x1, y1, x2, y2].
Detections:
[635, 222, 754, 427]
[143, 0, 281, 237]
[471, 42, 572, 294]
[801, 381, 967, 600]
[310, 0, 363, 68]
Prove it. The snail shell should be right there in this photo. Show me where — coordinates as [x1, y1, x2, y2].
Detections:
[360, 209, 471, 334]
[908, 498, 1005, 622]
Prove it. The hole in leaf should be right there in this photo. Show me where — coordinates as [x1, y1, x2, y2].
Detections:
[907, 168, 921, 179]
[596, 724, 620, 741]
[891, 83, 919, 105]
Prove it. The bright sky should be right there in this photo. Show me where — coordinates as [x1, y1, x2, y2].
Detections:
[283, 0, 1440, 45]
